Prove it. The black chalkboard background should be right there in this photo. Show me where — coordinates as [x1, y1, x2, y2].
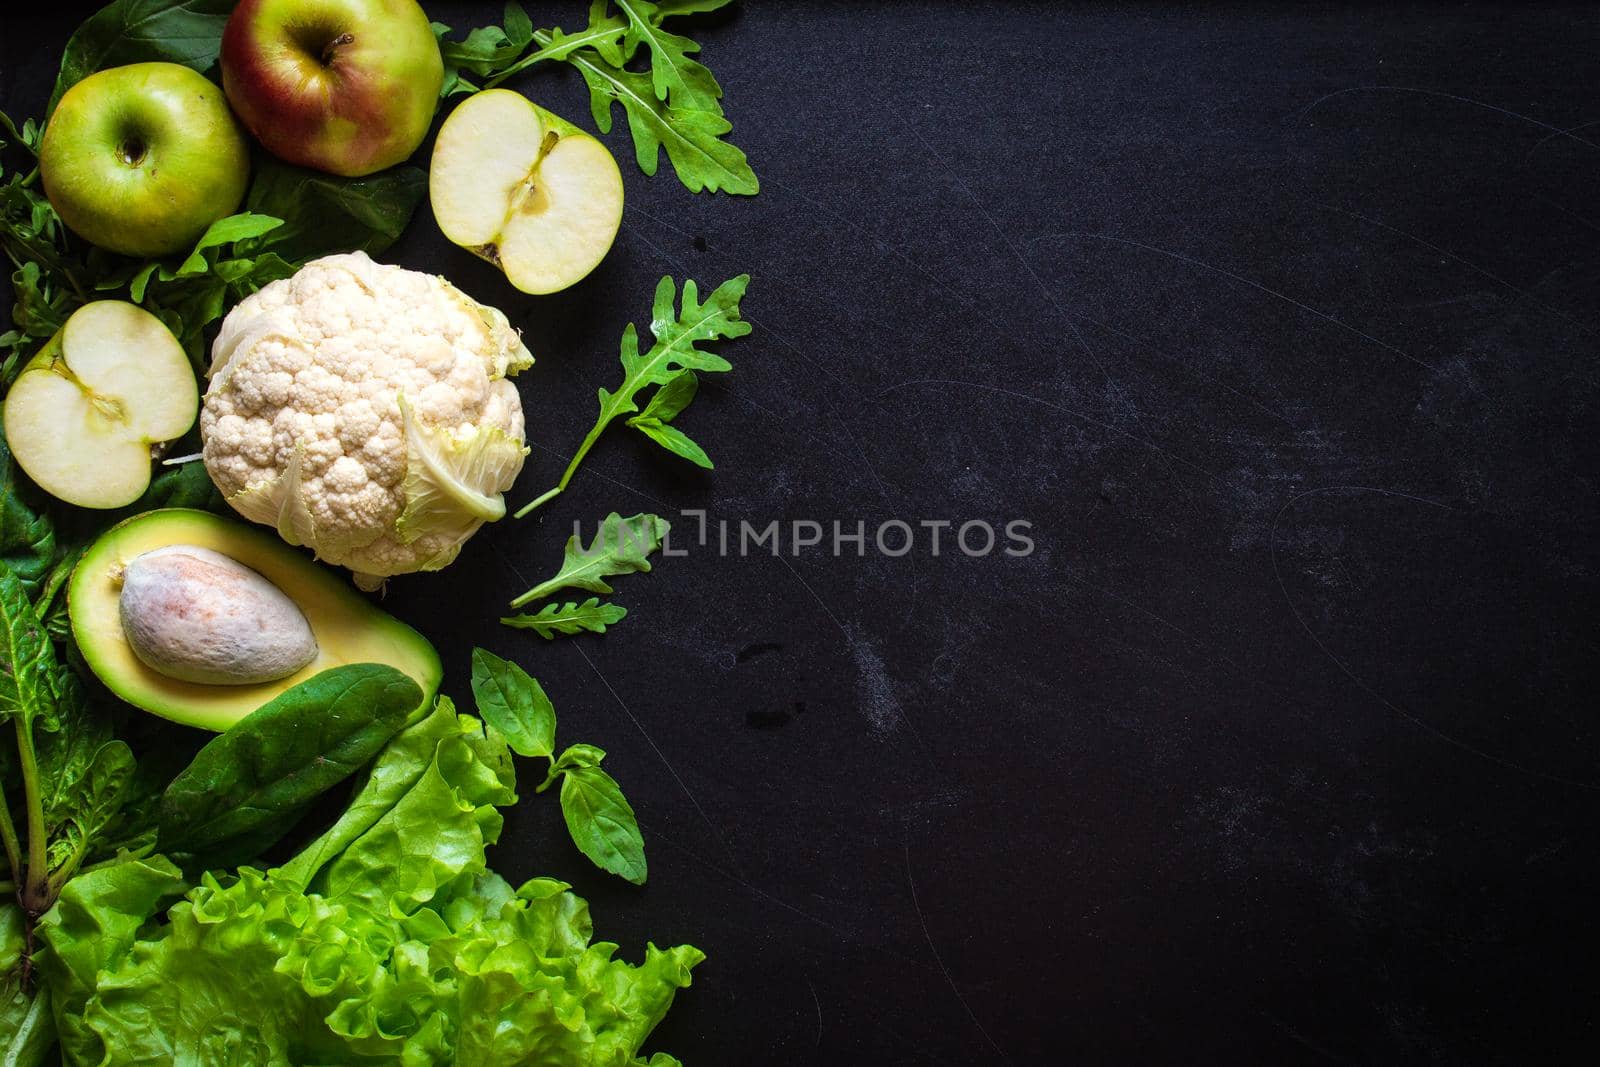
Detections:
[4, 2, 1598, 1063]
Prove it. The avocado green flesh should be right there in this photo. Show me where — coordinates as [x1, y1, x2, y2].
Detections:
[70, 508, 442, 731]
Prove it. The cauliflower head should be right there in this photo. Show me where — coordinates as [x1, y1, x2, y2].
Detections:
[201, 252, 532, 588]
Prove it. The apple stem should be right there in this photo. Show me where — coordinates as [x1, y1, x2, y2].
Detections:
[321, 33, 355, 65]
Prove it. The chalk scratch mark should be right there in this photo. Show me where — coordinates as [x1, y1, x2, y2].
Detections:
[1307, 200, 1595, 334]
[643, 820, 944, 979]
[1291, 84, 1600, 152]
[906, 844, 1009, 1062]
[805, 974, 823, 1048]
[874, 377, 1222, 482]
[567, 639, 748, 872]
[893, 113, 1141, 426]
[1269, 485, 1598, 792]
[1041, 232, 1434, 371]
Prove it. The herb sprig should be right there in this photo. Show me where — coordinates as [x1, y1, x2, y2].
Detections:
[470, 648, 648, 883]
[435, 0, 759, 194]
[517, 275, 749, 515]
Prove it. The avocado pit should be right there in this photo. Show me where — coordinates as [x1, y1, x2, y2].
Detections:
[118, 544, 318, 686]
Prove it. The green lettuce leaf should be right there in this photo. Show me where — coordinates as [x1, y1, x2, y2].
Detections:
[1, 904, 55, 1067]
[42, 703, 699, 1065]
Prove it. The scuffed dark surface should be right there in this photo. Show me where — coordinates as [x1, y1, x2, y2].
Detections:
[6, 2, 1599, 1062]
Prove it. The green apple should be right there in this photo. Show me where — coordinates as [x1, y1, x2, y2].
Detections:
[39, 63, 250, 258]
[3, 302, 198, 510]
[221, 0, 443, 177]
[430, 90, 624, 295]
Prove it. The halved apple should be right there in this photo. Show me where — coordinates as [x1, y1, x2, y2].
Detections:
[3, 301, 198, 509]
[430, 89, 624, 295]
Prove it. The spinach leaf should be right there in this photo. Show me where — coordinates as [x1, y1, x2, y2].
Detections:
[244, 157, 427, 261]
[0, 424, 56, 599]
[470, 648, 556, 758]
[273, 696, 465, 891]
[508, 513, 669, 608]
[49, 0, 236, 114]
[500, 597, 628, 638]
[156, 664, 422, 863]
[0, 561, 59, 735]
[560, 763, 647, 885]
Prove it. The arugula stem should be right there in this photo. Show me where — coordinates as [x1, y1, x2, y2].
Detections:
[509, 575, 562, 610]
[513, 414, 615, 519]
[484, 26, 616, 89]
[13, 717, 50, 914]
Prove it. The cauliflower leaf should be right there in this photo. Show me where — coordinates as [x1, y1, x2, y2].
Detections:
[394, 395, 529, 550]
[227, 443, 319, 551]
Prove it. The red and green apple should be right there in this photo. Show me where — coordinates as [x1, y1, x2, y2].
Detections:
[221, 0, 444, 177]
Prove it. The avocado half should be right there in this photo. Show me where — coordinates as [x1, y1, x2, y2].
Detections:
[70, 508, 442, 731]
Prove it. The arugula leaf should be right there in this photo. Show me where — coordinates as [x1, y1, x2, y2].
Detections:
[560, 763, 647, 885]
[436, 1, 536, 82]
[518, 275, 748, 513]
[563, 34, 758, 194]
[469, 647, 556, 758]
[440, 1, 757, 194]
[155, 664, 422, 864]
[615, 0, 725, 110]
[627, 368, 713, 466]
[500, 597, 628, 638]
[509, 512, 669, 608]
[48, 0, 235, 114]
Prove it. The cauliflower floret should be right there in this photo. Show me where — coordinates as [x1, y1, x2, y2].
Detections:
[201, 252, 532, 588]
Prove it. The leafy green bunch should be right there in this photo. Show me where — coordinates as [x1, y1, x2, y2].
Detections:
[0, 432, 216, 944]
[436, 0, 759, 194]
[14, 664, 693, 1066]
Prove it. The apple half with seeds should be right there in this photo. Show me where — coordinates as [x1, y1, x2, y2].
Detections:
[430, 89, 624, 295]
[3, 301, 198, 509]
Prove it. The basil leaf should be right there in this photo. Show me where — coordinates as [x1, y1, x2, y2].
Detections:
[49, 0, 236, 114]
[553, 743, 606, 772]
[170, 212, 284, 277]
[156, 664, 422, 862]
[469, 648, 555, 758]
[559, 764, 647, 885]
